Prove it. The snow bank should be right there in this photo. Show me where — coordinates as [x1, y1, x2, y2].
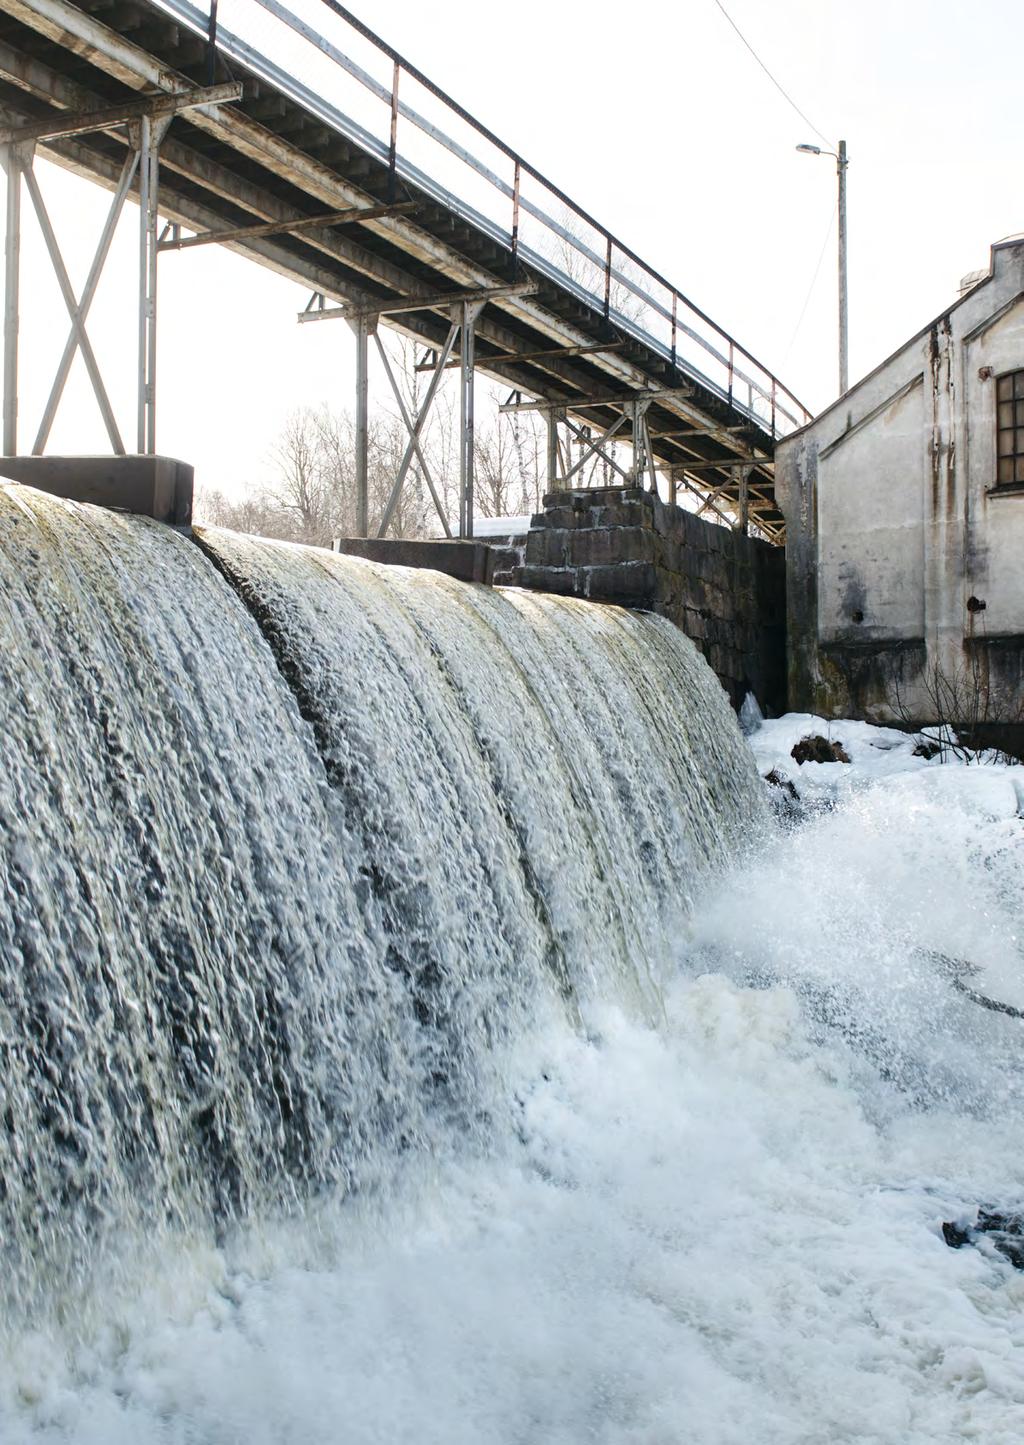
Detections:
[751, 711, 1024, 819]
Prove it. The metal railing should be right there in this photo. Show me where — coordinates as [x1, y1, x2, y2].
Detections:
[158, 0, 812, 438]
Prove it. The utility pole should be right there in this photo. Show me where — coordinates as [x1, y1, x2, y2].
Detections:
[797, 138, 850, 396]
[837, 139, 848, 395]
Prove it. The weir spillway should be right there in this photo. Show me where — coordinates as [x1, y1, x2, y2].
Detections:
[0, 482, 764, 1310]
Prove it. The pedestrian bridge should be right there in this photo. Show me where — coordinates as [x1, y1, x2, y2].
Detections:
[0, 0, 810, 540]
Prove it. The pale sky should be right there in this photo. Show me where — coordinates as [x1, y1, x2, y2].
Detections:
[5, 0, 1022, 498]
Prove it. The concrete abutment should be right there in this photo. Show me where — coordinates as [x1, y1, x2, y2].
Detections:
[510, 488, 786, 714]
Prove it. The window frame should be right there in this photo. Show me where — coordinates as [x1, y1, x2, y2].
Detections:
[994, 368, 1024, 489]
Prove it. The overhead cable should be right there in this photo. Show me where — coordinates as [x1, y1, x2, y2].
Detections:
[710, 0, 832, 146]
[782, 201, 838, 365]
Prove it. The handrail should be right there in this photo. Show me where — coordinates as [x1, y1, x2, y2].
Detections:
[177, 0, 811, 436]
[307, 0, 811, 434]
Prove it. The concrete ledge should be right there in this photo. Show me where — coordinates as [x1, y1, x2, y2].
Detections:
[332, 535, 495, 585]
[0, 455, 193, 525]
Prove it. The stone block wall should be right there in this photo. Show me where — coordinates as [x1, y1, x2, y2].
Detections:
[511, 486, 786, 713]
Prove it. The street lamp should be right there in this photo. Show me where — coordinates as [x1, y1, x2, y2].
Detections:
[797, 139, 849, 395]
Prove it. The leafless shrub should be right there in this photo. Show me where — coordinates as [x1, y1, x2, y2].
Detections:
[891, 652, 1023, 765]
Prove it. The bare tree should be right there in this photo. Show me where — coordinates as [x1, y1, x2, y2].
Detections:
[891, 649, 1024, 764]
[552, 207, 646, 324]
[262, 408, 329, 544]
[194, 486, 280, 536]
[193, 327, 548, 548]
[366, 411, 435, 539]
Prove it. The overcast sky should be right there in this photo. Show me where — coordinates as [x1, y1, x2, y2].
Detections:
[6, 0, 1021, 497]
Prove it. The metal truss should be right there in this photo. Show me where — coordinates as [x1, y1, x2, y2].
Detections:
[1, 82, 240, 458]
[0, 0, 799, 541]
[497, 387, 782, 539]
[499, 387, 696, 491]
[300, 283, 538, 539]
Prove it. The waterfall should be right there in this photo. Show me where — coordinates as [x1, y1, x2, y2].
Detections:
[0, 485, 764, 1315]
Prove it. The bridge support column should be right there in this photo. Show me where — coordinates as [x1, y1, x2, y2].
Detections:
[135, 114, 171, 455]
[373, 322, 452, 540]
[349, 313, 372, 538]
[0, 83, 239, 460]
[732, 463, 753, 536]
[301, 282, 535, 539]
[458, 298, 486, 539]
[545, 410, 561, 490]
[1, 143, 28, 457]
[500, 387, 692, 495]
[627, 397, 656, 490]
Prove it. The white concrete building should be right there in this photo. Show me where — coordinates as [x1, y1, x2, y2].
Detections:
[775, 236, 1024, 749]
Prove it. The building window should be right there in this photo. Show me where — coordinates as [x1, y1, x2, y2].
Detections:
[996, 369, 1024, 485]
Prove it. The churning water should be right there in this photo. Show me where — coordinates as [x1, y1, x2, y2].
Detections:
[1, 485, 1022, 1442]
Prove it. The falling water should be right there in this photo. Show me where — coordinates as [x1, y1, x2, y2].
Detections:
[5, 485, 1023, 1443]
[0, 485, 761, 1320]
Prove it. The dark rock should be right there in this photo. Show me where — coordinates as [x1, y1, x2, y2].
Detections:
[913, 738, 942, 759]
[764, 768, 799, 800]
[791, 734, 851, 765]
[942, 1208, 1024, 1269]
[763, 767, 803, 823]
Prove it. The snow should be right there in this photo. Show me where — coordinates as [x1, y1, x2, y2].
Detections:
[441, 514, 532, 539]
[750, 710, 1024, 819]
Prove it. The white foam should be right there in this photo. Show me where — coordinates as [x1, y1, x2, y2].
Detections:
[6, 754, 1024, 1443]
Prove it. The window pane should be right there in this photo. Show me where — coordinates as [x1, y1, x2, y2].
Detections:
[999, 428, 1014, 456]
[999, 456, 1014, 482]
[1015, 372, 1024, 398]
[1016, 427, 1024, 457]
[998, 375, 1013, 401]
[999, 402, 1015, 428]
[1016, 456, 1024, 483]
[1015, 401, 1024, 427]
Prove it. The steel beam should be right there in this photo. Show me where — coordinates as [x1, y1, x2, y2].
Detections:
[648, 425, 753, 439]
[414, 340, 623, 373]
[373, 330, 450, 537]
[669, 458, 769, 473]
[136, 113, 171, 454]
[545, 409, 562, 489]
[732, 463, 753, 534]
[351, 314, 371, 537]
[0, 82, 242, 146]
[300, 282, 538, 326]
[157, 200, 417, 252]
[458, 299, 485, 539]
[377, 320, 459, 538]
[499, 386, 693, 414]
[2, 145, 25, 456]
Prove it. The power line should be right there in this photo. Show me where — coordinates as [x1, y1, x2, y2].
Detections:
[710, 0, 831, 146]
[782, 201, 837, 366]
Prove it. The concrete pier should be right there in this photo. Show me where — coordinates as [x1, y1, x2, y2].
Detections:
[332, 536, 495, 585]
[0, 456, 194, 526]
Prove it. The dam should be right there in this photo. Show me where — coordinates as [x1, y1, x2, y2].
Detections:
[0, 480, 763, 1301]
[2, 480, 1024, 1440]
